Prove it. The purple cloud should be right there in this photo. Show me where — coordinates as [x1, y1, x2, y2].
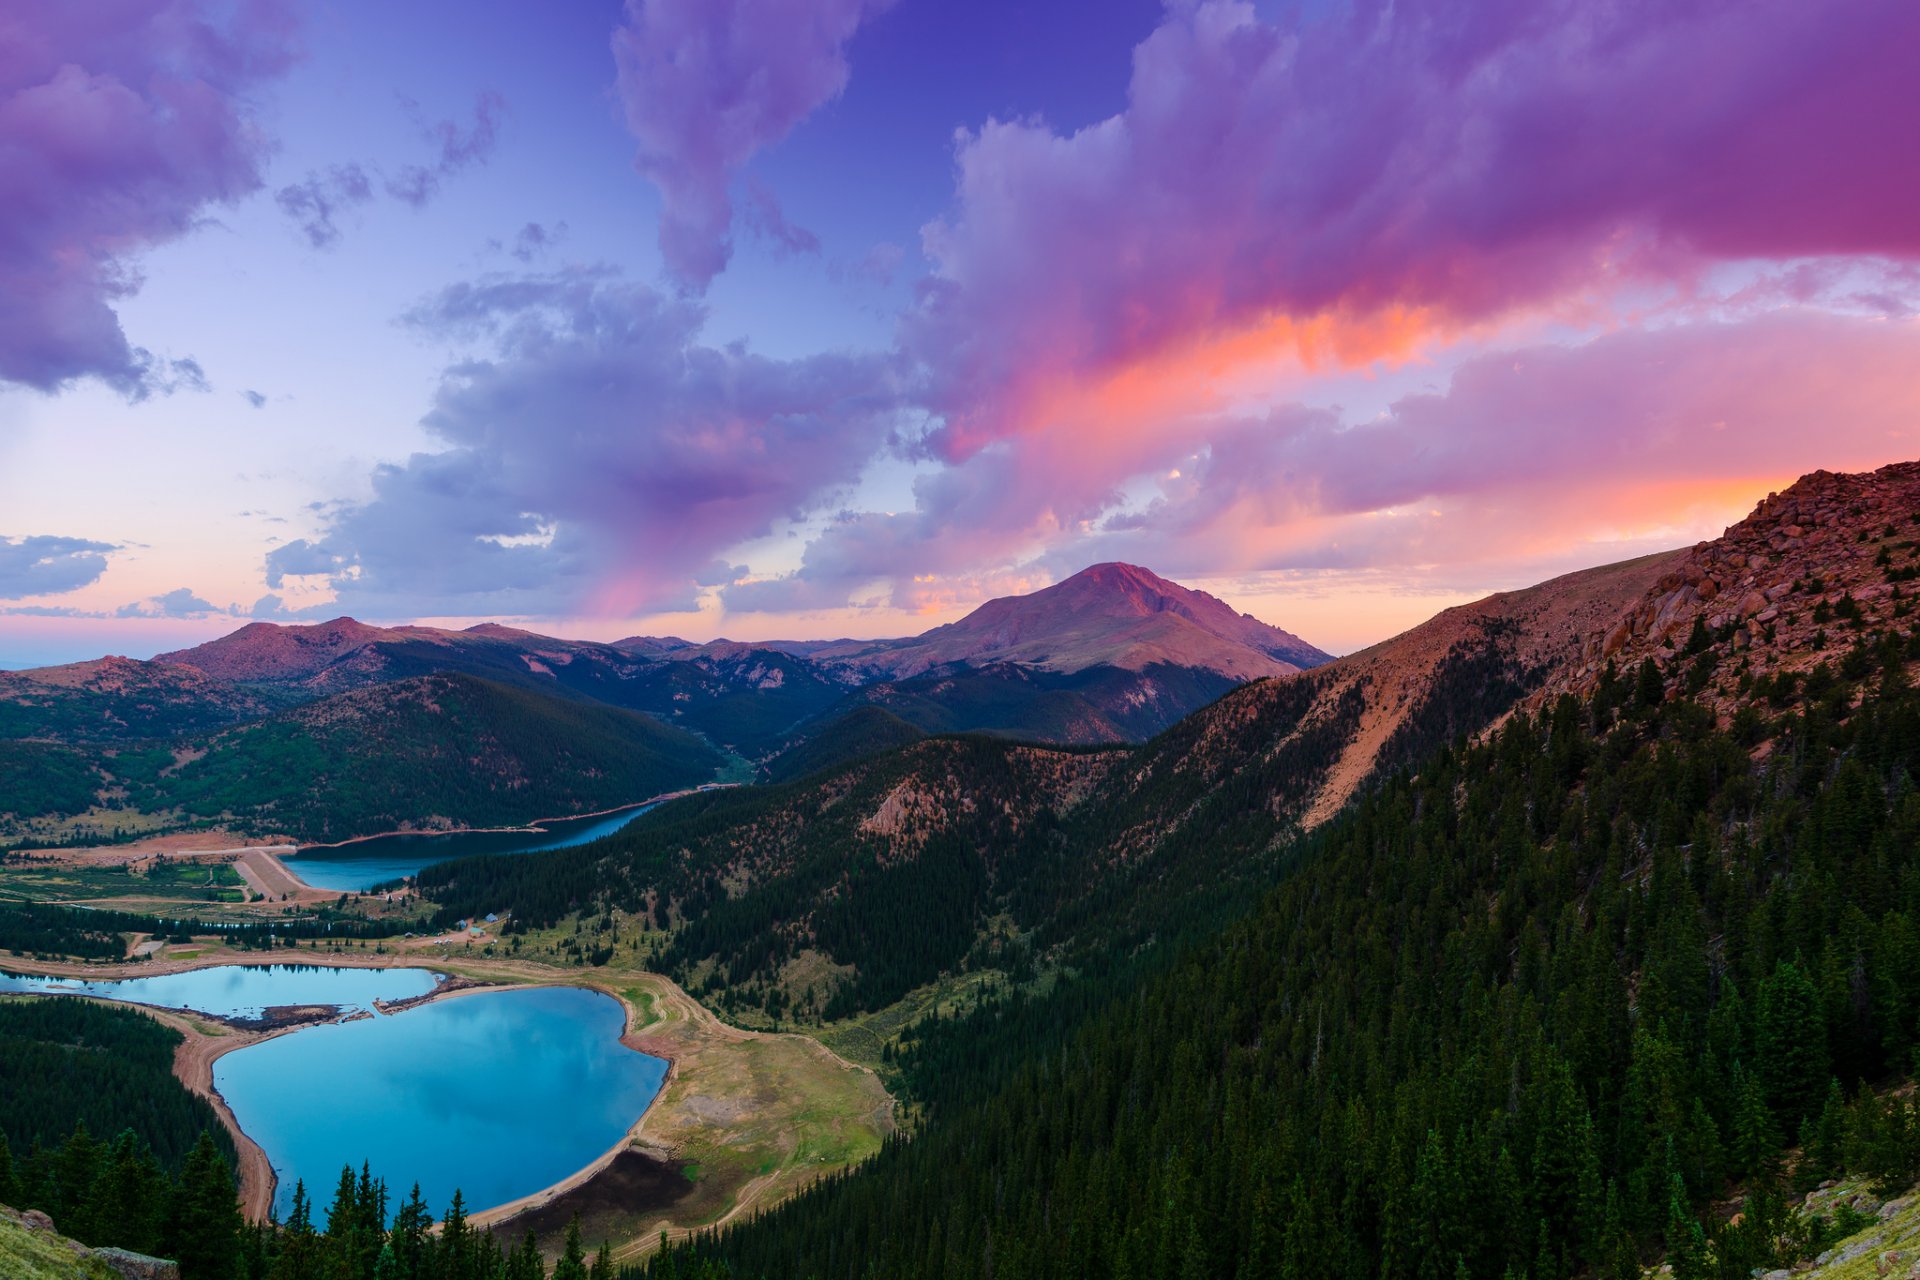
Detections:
[0, 1, 300, 394]
[508, 221, 567, 263]
[907, 0, 1920, 460]
[743, 180, 821, 257]
[275, 164, 373, 248]
[270, 270, 905, 616]
[385, 90, 506, 207]
[0, 536, 118, 598]
[116, 587, 220, 618]
[611, 0, 894, 291]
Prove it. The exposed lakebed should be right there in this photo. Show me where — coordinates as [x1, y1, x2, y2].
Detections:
[0, 964, 667, 1218]
[285, 803, 661, 892]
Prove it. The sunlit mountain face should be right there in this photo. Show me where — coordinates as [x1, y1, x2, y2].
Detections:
[2, 0, 1917, 671]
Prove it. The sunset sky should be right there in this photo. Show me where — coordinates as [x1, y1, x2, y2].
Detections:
[3, 0, 1917, 668]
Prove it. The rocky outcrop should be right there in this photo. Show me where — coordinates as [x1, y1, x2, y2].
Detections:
[89, 1249, 180, 1280]
[1, 1202, 179, 1279]
[1553, 461, 1920, 712]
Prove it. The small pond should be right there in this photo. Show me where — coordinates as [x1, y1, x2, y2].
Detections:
[0, 963, 442, 1021]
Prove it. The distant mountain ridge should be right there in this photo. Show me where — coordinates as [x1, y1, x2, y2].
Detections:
[149, 564, 1332, 751]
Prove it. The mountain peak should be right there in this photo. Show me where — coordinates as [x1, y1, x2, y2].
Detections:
[848, 562, 1331, 680]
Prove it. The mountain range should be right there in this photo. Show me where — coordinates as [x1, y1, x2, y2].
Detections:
[426, 460, 1920, 1020]
[0, 563, 1330, 846]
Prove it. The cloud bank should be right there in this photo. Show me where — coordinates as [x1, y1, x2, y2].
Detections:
[908, 0, 1920, 462]
[0, 0, 300, 394]
[267, 270, 905, 616]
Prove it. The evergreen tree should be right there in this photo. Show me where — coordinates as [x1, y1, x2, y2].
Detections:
[166, 1132, 241, 1280]
[1756, 961, 1829, 1129]
[271, 1180, 321, 1280]
[504, 1230, 546, 1280]
[552, 1216, 589, 1280]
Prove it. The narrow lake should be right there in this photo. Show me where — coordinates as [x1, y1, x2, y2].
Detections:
[0, 963, 442, 1020]
[215, 985, 664, 1218]
[284, 803, 660, 893]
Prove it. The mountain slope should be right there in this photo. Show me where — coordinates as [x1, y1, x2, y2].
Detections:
[0, 674, 724, 846]
[0, 658, 280, 742]
[632, 461, 1920, 1280]
[151, 672, 722, 842]
[650, 599, 1920, 1280]
[761, 707, 928, 783]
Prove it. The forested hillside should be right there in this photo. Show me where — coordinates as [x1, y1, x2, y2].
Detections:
[641, 614, 1920, 1279]
[420, 659, 1375, 1022]
[0, 658, 281, 743]
[423, 736, 1126, 1017]
[0, 998, 235, 1174]
[153, 673, 720, 842]
[760, 707, 927, 783]
[0, 673, 722, 846]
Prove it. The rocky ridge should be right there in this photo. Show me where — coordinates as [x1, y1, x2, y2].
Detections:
[1553, 461, 1920, 714]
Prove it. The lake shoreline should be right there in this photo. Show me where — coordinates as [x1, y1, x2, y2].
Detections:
[291, 783, 736, 853]
[0, 957, 676, 1228]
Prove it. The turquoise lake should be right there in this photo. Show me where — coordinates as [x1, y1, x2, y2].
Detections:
[215, 985, 664, 1218]
[285, 803, 660, 893]
[0, 963, 442, 1020]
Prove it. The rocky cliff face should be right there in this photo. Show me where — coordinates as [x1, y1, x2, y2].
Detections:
[1558, 461, 1920, 712]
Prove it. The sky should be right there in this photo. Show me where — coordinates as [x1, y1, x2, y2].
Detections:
[2, 0, 1918, 669]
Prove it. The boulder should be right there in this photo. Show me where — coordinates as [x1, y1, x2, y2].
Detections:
[91, 1249, 181, 1280]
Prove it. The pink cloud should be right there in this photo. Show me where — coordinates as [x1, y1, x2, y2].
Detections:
[907, 0, 1920, 460]
[0, 0, 300, 393]
[736, 311, 1920, 612]
[611, 0, 893, 291]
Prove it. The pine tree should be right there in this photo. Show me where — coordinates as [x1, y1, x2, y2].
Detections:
[84, 1129, 167, 1257]
[1729, 1063, 1780, 1179]
[390, 1182, 432, 1280]
[1663, 1172, 1713, 1280]
[1756, 961, 1829, 1128]
[51, 1120, 101, 1233]
[439, 1188, 474, 1280]
[167, 1131, 241, 1280]
[551, 1216, 589, 1280]
[271, 1179, 321, 1280]
[504, 1230, 546, 1280]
